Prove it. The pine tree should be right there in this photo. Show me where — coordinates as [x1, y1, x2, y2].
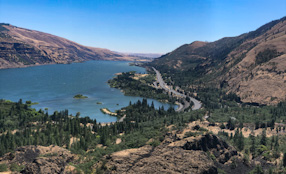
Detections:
[151, 101, 154, 109]
[250, 131, 256, 155]
[237, 132, 244, 151]
[227, 118, 235, 130]
[271, 136, 275, 149]
[283, 152, 286, 167]
[251, 165, 264, 174]
[260, 129, 267, 146]
[268, 168, 273, 174]
[274, 136, 279, 151]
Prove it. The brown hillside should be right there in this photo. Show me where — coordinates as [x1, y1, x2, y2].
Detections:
[149, 16, 286, 105]
[222, 19, 286, 105]
[0, 24, 133, 69]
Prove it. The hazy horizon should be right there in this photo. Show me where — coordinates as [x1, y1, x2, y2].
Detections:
[0, 0, 285, 54]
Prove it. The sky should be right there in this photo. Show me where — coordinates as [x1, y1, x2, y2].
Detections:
[0, 0, 285, 54]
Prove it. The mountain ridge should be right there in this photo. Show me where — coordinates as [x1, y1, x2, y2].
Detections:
[148, 16, 286, 105]
[0, 23, 137, 69]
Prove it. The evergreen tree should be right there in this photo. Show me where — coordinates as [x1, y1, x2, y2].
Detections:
[227, 118, 235, 130]
[237, 131, 244, 151]
[250, 165, 264, 174]
[260, 129, 267, 146]
[283, 152, 286, 167]
[250, 131, 256, 155]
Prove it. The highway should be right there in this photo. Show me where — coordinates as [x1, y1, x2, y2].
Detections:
[152, 67, 202, 111]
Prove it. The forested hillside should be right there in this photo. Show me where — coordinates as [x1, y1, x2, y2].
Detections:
[1, 97, 286, 173]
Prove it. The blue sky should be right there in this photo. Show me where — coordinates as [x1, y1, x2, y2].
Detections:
[0, 0, 285, 53]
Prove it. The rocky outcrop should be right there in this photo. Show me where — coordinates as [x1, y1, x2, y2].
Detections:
[99, 145, 217, 174]
[182, 134, 238, 164]
[0, 145, 77, 174]
[97, 134, 247, 174]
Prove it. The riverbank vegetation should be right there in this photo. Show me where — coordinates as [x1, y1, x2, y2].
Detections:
[73, 94, 88, 99]
[108, 71, 176, 103]
[0, 98, 178, 172]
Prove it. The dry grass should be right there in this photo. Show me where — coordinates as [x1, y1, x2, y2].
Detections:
[132, 74, 148, 80]
[177, 120, 286, 139]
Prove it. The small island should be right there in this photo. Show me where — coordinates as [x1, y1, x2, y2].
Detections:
[73, 94, 88, 99]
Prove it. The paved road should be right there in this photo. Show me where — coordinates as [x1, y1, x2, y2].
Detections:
[190, 97, 202, 110]
[101, 114, 126, 126]
[118, 115, 126, 122]
[175, 101, 184, 112]
[152, 67, 202, 111]
[152, 67, 185, 98]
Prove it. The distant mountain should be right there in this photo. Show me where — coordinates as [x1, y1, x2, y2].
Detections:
[0, 23, 135, 69]
[122, 53, 162, 59]
[148, 16, 286, 105]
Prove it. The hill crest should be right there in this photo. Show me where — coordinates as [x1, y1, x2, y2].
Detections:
[0, 24, 136, 69]
[149, 16, 286, 105]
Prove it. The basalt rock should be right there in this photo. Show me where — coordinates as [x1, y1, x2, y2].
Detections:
[0, 145, 77, 174]
[99, 145, 217, 174]
[97, 133, 253, 174]
[182, 134, 237, 164]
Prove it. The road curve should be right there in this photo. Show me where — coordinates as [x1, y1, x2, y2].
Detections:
[152, 67, 202, 111]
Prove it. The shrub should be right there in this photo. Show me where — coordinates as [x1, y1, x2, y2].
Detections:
[0, 164, 8, 172]
[255, 48, 282, 65]
[149, 139, 160, 147]
[184, 131, 203, 138]
[198, 127, 208, 132]
[10, 163, 25, 172]
[257, 145, 268, 154]
[220, 123, 226, 129]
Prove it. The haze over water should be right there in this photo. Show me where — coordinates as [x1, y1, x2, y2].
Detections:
[0, 61, 174, 122]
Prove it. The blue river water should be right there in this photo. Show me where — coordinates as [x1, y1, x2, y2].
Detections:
[0, 61, 175, 122]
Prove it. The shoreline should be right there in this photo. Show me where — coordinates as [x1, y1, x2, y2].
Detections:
[0, 58, 151, 70]
[100, 108, 117, 116]
[1, 61, 177, 125]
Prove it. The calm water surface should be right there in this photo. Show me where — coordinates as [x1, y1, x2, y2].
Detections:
[0, 61, 174, 122]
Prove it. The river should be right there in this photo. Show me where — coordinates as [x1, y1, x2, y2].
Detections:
[0, 61, 175, 122]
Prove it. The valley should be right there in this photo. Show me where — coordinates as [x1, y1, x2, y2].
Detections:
[0, 13, 286, 174]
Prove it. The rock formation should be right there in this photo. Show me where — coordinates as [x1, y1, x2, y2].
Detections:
[96, 133, 252, 174]
[0, 145, 77, 174]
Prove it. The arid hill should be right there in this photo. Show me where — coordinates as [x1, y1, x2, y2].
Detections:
[149, 16, 286, 105]
[95, 133, 257, 174]
[0, 145, 77, 173]
[0, 23, 135, 69]
[0, 134, 255, 174]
